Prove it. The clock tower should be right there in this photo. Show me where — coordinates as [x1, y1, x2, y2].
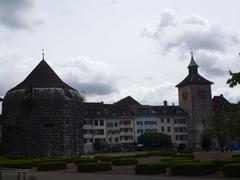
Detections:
[176, 52, 213, 149]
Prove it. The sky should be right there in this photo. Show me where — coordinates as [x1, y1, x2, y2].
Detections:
[0, 0, 240, 106]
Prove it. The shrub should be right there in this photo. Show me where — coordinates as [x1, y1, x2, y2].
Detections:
[94, 156, 112, 162]
[161, 157, 194, 163]
[208, 159, 240, 170]
[74, 158, 98, 164]
[37, 162, 67, 171]
[172, 153, 194, 159]
[135, 163, 168, 174]
[170, 162, 216, 176]
[112, 158, 138, 166]
[222, 163, 240, 177]
[0, 160, 33, 169]
[232, 154, 240, 158]
[77, 163, 112, 172]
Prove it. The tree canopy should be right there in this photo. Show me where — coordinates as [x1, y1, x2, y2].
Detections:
[138, 132, 172, 149]
[227, 71, 240, 87]
[203, 109, 240, 151]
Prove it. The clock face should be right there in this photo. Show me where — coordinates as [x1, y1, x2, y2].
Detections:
[197, 89, 206, 99]
[182, 91, 188, 102]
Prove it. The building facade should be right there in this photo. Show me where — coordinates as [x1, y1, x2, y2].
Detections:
[82, 96, 188, 153]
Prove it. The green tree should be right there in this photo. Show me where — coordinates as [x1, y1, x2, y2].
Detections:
[204, 110, 239, 152]
[138, 132, 172, 150]
[227, 71, 240, 87]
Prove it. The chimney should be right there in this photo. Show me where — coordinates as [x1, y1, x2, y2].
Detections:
[220, 94, 223, 97]
[172, 102, 174, 106]
[164, 100, 168, 106]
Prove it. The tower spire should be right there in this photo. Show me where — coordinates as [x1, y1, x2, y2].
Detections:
[188, 51, 198, 68]
[42, 49, 45, 60]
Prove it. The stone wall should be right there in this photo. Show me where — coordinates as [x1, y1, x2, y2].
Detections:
[1, 88, 83, 159]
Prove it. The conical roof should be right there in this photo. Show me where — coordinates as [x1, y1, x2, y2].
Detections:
[188, 52, 199, 68]
[10, 60, 75, 91]
[176, 53, 213, 87]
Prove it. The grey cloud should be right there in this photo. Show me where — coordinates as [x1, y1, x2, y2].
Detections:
[56, 56, 119, 96]
[143, 9, 239, 53]
[69, 82, 116, 96]
[196, 51, 227, 77]
[0, 0, 44, 30]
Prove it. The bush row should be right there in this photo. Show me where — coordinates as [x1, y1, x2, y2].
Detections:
[135, 163, 168, 174]
[37, 162, 67, 171]
[222, 163, 240, 177]
[77, 163, 112, 172]
[170, 162, 216, 176]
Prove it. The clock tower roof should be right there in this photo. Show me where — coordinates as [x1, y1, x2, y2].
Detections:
[176, 52, 213, 87]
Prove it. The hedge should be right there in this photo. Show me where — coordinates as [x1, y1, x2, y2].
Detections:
[170, 162, 216, 176]
[0, 160, 34, 169]
[77, 163, 112, 172]
[161, 157, 194, 163]
[37, 162, 67, 171]
[112, 158, 138, 166]
[171, 153, 194, 159]
[207, 159, 240, 170]
[222, 163, 240, 177]
[135, 163, 168, 174]
[94, 156, 112, 162]
[136, 151, 175, 158]
[74, 158, 98, 164]
[232, 154, 240, 158]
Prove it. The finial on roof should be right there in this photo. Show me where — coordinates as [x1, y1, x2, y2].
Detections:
[188, 51, 198, 68]
[42, 49, 45, 60]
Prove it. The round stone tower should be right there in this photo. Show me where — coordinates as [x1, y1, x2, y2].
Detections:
[1, 58, 83, 158]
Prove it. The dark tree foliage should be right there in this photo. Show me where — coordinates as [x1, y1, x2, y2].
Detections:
[201, 134, 211, 151]
[227, 71, 240, 87]
[138, 132, 172, 149]
[204, 110, 240, 152]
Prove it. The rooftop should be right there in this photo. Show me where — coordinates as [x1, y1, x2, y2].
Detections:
[10, 60, 75, 91]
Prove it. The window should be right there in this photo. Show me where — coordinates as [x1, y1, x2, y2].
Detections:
[84, 129, 93, 134]
[114, 122, 118, 127]
[137, 129, 143, 134]
[94, 129, 104, 135]
[120, 128, 132, 132]
[167, 118, 170, 123]
[137, 121, 143, 126]
[94, 120, 98, 126]
[120, 120, 131, 125]
[115, 137, 119, 142]
[100, 120, 104, 126]
[161, 118, 164, 123]
[107, 123, 113, 127]
[161, 126, 165, 132]
[109, 138, 112, 142]
[174, 119, 186, 124]
[144, 121, 157, 125]
[167, 126, 171, 132]
[175, 135, 179, 141]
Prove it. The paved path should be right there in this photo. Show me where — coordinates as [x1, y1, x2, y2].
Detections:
[24, 172, 233, 180]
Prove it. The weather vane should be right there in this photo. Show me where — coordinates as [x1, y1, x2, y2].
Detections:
[42, 48, 45, 60]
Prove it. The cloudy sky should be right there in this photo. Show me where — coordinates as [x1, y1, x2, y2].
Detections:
[0, 0, 240, 106]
